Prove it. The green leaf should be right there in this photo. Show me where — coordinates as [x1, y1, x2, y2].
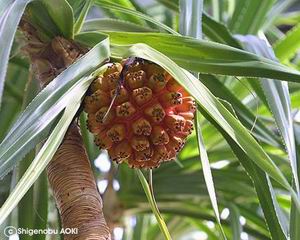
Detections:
[263, 0, 295, 30]
[25, 1, 61, 40]
[73, 0, 93, 34]
[290, 198, 300, 240]
[32, 170, 48, 240]
[237, 35, 299, 192]
[66, 0, 89, 20]
[244, 77, 270, 109]
[0, 91, 87, 224]
[198, 108, 288, 240]
[97, 0, 241, 49]
[199, 74, 281, 147]
[18, 76, 40, 240]
[79, 113, 99, 161]
[136, 170, 172, 240]
[0, 0, 32, 108]
[0, 64, 29, 141]
[290, 123, 300, 240]
[202, 13, 241, 48]
[0, 0, 14, 16]
[156, 0, 179, 11]
[179, 1, 226, 238]
[95, 0, 179, 35]
[230, 144, 289, 240]
[82, 18, 154, 32]
[106, 31, 300, 82]
[196, 113, 226, 240]
[274, 23, 300, 62]
[18, 151, 35, 240]
[132, 215, 150, 240]
[210, 0, 221, 21]
[140, 0, 241, 48]
[42, 0, 74, 38]
[135, 202, 270, 239]
[105, 0, 144, 25]
[229, 0, 275, 34]
[0, 36, 109, 179]
[179, 0, 203, 39]
[275, 11, 300, 26]
[228, 204, 242, 240]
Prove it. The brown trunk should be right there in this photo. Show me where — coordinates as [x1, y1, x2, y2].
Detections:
[47, 123, 110, 240]
[19, 20, 111, 240]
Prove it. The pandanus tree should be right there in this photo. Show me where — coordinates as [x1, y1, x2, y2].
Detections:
[0, 0, 300, 239]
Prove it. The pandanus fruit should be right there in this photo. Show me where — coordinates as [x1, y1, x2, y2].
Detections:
[84, 58, 196, 168]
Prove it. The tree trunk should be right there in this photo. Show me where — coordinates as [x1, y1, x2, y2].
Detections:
[47, 123, 110, 240]
[20, 20, 111, 240]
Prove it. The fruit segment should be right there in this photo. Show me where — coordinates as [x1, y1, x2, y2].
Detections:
[84, 59, 195, 168]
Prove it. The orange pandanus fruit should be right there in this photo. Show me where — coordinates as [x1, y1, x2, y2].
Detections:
[84, 58, 196, 168]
